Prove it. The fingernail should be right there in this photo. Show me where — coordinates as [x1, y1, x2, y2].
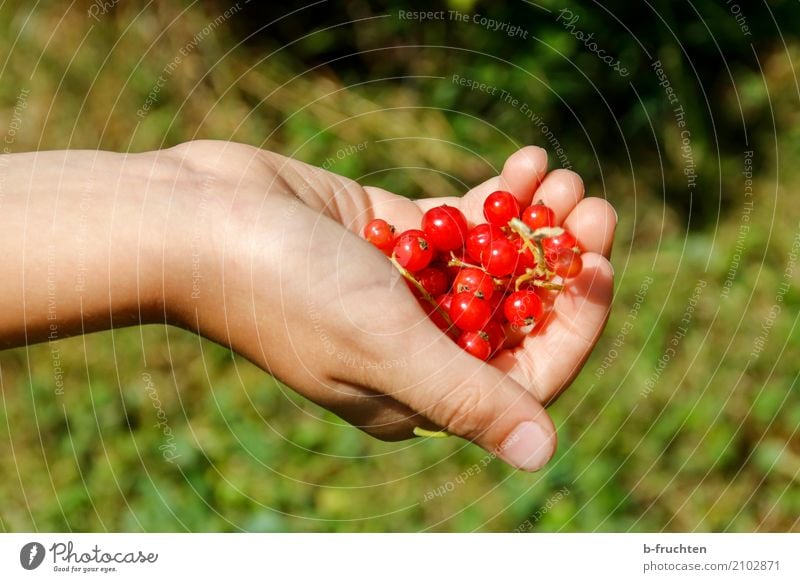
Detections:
[497, 421, 555, 472]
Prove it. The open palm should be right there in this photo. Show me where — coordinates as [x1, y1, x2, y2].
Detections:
[319, 146, 616, 407]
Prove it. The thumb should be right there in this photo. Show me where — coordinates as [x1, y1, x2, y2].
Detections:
[364, 302, 558, 471]
[335, 238, 558, 471]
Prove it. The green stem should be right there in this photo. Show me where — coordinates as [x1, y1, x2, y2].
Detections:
[532, 280, 564, 291]
[448, 253, 484, 272]
[413, 427, 452, 438]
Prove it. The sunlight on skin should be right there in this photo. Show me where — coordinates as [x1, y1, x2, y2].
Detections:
[332, 146, 617, 408]
[161, 141, 617, 470]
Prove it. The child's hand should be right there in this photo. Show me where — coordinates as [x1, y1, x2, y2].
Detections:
[162, 141, 616, 471]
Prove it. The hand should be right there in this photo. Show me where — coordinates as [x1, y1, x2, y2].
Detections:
[164, 141, 616, 472]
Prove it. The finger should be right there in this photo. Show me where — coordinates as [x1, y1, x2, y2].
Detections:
[493, 252, 614, 404]
[345, 304, 557, 470]
[495, 145, 549, 208]
[413, 146, 548, 226]
[457, 146, 549, 225]
[402, 343, 557, 472]
[328, 261, 557, 471]
[563, 197, 617, 257]
[532, 169, 585, 224]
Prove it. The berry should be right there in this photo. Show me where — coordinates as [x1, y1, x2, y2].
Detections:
[482, 321, 505, 353]
[449, 292, 492, 331]
[551, 248, 583, 279]
[453, 267, 494, 299]
[487, 291, 506, 322]
[483, 190, 520, 227]
[542, 231, 579, 259]
[457, 330, 492, 361]
[466, 223, 505, 263]
[481, 238, 518, 277]
[437, 293, 453, 314]
[393, 229, 433, 271]
[365, 184, 589, 360]
[415, 267, 449, 297]
[522, 203, 556, 231]
[421, 205, 468, 252]
[503, 290, 544, 328]
[363, 219, 395, 253]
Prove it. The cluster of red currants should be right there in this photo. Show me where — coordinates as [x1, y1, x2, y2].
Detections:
[363, 191, 583, 361]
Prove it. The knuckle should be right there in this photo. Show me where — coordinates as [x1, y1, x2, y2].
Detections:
[429, 382, 489, 441]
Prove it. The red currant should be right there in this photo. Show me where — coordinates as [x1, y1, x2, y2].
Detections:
[521, 203, 556, 231]
[393, 229, 433, 272]
[483, 190, 520, 227]
[481, 238, 518, 277]
[421, 205, 468, 252]
[457, 330, 492, 361]
[482, 320, 505, 353]
[415, 267, 449, 297]
[453, 267, 494, 299]
[542, 231, 579, 259]
[550, 248, 583, 279]
[363, 218, 395, 253]
[503, 290, 544, 328]
[466, 223, 505, 263]
[449, 292, 492, 331]
[487, 291, 506, 322]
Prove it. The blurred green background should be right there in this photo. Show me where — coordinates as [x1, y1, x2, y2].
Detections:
[1, 0, 798, 531]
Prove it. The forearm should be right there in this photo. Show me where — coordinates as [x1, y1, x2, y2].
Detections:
[0, 149, 189, 347]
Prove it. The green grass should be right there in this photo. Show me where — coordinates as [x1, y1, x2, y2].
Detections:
[0, 1, 798, 532]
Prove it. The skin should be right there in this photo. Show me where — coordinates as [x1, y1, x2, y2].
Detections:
[0, 140, 616, 472]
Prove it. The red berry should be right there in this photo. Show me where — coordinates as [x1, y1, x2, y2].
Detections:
[466, 223, 505, 263]
[457, 330, 492, 361]
[521, 203, 556, 231]
[393, 229, 433, 271]
[483, 191, 520, 227]
[421, 205, 468, 252]
[542, 231, 579, 259]
[453, 267, 494, 299]
[503, 290, 544, 328]
[482, 320, 505, 354]
[550, 248, 583, 279]
[415, 267, 449, 296]
[487, 291, 506, 322]
[363, 218, 395, 253]
[481, 238, 518, 277]
[442, 252, 466, 282]
[449, 292, 492, 331]
[437, 293, 453, 314]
